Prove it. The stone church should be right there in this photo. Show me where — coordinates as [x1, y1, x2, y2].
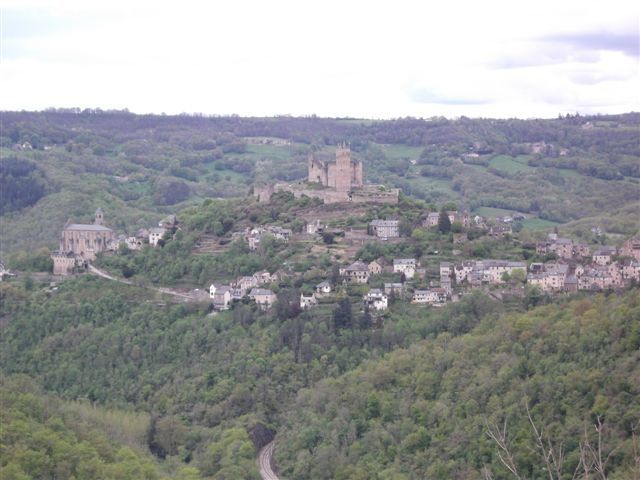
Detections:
[52, 208, 115, 275]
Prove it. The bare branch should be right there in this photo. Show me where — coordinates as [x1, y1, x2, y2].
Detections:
[486, 418, 523, 480]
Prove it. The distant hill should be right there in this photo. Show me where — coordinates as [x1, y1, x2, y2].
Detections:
[1, 110, 638, 256]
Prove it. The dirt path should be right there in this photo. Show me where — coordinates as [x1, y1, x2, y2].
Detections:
[257, 441, 279, 480]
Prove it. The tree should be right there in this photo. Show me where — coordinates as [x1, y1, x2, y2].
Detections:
[438, 210, 451, 234]
[333, 297, 352, 331]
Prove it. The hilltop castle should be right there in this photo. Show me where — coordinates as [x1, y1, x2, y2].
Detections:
[308, 143, 363, 192]
[255, 144, 398, 204]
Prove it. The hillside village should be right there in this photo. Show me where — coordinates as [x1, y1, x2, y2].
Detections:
[44, 146, 640, 317]
[49, 197, 640, 319]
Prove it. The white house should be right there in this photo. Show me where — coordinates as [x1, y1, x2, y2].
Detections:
[364, 289, 388, 311]
[209, 284, 233, 310]
[149, 227, 166, 247]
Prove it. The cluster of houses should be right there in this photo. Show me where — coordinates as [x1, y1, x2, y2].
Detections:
[233, 225, 293, 251]
[117, 215, 179, 250]
[209, 270, 279, 310]
[527, 236, 640, 292]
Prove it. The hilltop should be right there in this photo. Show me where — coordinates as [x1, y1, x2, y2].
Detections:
[2, 110, 639, 258]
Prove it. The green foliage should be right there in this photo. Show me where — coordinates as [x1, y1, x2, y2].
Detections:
[0, 156, 50, 214]
[8, 248, 53, 272]
[0, 375, 179, 479]
[276, 291, 640, 479]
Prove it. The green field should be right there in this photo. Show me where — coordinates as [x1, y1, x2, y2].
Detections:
[473, 206, 520, 217]
[521, 217, 560, 230]
[489, 155, 535, 173]
[379, 144, 423, 160]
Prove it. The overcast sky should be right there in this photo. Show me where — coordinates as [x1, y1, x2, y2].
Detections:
[1, 0, 638, 119]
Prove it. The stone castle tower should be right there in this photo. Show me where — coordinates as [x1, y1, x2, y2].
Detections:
[307, 144, 363, 192]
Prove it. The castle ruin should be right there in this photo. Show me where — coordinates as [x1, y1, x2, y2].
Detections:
[254, 144, 398, 205]
[308, 143, 363, 192]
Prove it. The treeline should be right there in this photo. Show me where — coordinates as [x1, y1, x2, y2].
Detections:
[3, 110, 640, 156]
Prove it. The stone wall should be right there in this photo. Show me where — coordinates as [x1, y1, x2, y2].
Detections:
[52, 254, 76, 275]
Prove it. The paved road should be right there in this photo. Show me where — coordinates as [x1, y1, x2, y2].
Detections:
[257, 441, 279, 480]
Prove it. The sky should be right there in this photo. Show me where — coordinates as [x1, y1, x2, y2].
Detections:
[1, 0, 638, 119]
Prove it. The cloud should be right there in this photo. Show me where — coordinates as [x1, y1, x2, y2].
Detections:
[407, 87, 494, 106]
[543, 31, 639, 58]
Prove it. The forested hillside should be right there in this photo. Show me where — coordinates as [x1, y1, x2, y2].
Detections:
[1, 274, 638, 478]
[276, 290, 640, 479]
[1, 110, 639, 256]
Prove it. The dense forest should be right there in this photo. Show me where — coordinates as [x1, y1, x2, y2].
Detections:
[1, 273, 638, 478]
[1, 110, 639, 256]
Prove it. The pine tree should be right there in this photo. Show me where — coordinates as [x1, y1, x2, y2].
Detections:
[438, 209, 451, 233]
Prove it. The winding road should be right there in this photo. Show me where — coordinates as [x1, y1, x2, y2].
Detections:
[258, 441, 279, 480]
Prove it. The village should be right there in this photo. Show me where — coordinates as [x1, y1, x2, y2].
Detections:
[40, 144, 640, 317]
[45, 199, 640, 319]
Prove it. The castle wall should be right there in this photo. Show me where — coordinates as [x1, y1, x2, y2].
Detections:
[52, 255, 76, 275]
[255, 185, 275, 203]
[308, 156, 328, 185]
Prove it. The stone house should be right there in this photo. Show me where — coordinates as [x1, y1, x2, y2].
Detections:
[593, 246, 617, 265]
[300, 293, 318, 309]
[412, 288, 447, 305]
[343, 261, 370, 284]
[573, 242, 590, 258]
[384, 283, 404, 296]
[454, 262, 474, 284]
[621, 260, 640, 282]
[393, 258, 417, 279]
[253, 270, 276, 285]
[422, 212, 440, 228]
[526, 263, 568, 292]
[368, 260, 383, 275]
[620, 236, 640, 260]
[249, 288, 277, 309]
[236, 276, 258, 291]
[488, 223, 512, 238]
[369, 219, 400, 239]
[578, 267, 615, 291]
[316, 281, 332, 294]
[364, 289, 388, 311]
[423, 210, 470, 228]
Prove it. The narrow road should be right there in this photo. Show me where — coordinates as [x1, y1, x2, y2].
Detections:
[87, 264, 194, 300]
[257, 441, 279, 480]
